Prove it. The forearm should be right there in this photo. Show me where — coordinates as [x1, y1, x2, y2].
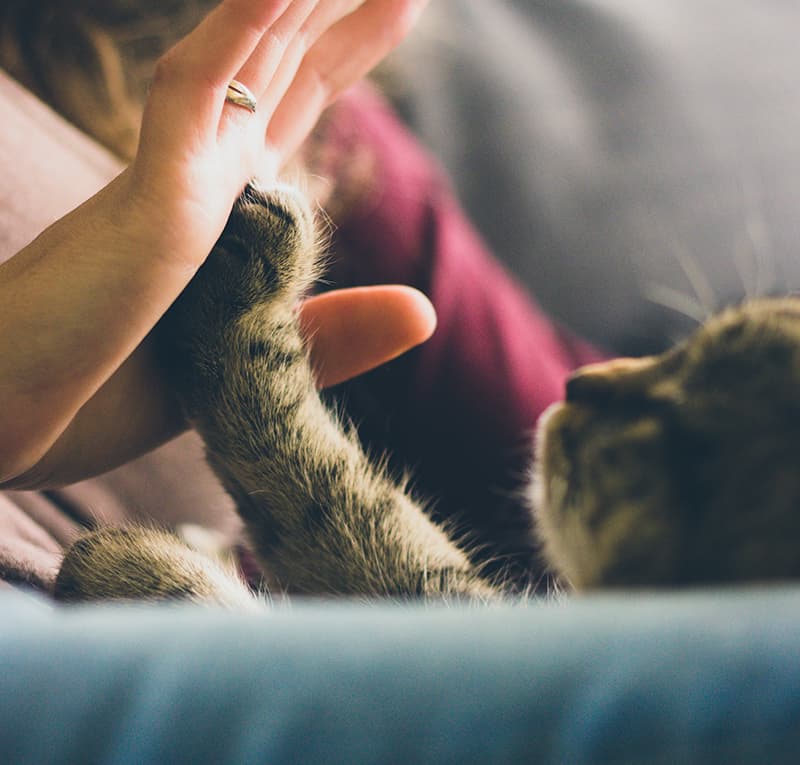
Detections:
[0, 337, 185, 490]
[0, 170, 198, 482]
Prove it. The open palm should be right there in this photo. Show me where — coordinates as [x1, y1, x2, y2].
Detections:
[124, 0, 427, 269]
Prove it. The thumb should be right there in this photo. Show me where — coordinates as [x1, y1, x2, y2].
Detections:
[298, 285, 437, 388]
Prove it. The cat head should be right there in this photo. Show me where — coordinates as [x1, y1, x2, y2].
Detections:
[532, 298, 800, 589]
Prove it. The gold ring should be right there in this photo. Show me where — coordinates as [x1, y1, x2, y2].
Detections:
[225, 79, 257, 113]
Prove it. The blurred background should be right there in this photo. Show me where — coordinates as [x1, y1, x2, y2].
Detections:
[388, 0, 800, 355]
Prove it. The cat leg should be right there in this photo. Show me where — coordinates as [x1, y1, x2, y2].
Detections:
[54, 526, 260, 609]
[161, 184, 498, 600]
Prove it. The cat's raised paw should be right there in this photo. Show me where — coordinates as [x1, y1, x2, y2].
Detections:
[228, 182, 319, 298]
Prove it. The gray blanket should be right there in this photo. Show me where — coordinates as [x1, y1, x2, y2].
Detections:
[393, 0, 800, 354]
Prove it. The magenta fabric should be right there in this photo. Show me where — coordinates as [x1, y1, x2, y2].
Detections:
[323, 87, 603, 585]
[0, 82, 602, 592]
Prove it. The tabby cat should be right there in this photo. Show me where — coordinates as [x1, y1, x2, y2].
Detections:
[534, 297, 800, 589]
[55, 186, 800, 604]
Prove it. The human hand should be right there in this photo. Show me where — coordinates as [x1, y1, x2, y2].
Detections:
[120, 0, 428, 272]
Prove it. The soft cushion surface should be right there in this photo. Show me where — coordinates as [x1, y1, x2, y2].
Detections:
[2, 587, 799, 763]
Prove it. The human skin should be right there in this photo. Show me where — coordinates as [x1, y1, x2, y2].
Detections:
[0, 0, 432, 488]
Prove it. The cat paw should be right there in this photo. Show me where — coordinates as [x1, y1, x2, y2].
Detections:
[157, 181, 319, 416]
[226, 182, 320, 301]
[54, 527, 257, 608]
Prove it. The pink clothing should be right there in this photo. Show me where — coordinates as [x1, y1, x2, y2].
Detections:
[322, 87, 602, 584]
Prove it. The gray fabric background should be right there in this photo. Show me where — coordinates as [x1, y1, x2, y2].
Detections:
[390, 1, 800, 354]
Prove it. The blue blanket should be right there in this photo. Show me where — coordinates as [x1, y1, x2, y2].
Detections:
[2, 588, 799, 763]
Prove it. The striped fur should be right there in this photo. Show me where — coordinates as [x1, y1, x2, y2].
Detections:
[55, 184, 496, 605]
[56, 185, 800, 603]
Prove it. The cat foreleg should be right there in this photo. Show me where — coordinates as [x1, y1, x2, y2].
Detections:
[163, 185, 498, 601]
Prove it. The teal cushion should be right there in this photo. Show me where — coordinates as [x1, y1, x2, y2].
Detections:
[1, 588, 799, 763]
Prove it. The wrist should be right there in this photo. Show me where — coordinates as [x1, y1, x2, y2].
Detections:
[100, 167, 205, 274]
[117, 159, 245, 274]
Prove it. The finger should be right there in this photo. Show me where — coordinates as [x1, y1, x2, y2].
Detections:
[220, 0, 320, 136]
[237, 0, 359, 102]
[298, 285, 436, 389]
[250, 1, 366, 120]
[268, 0, 427, 157]
[140, 0, 295, 152]
[218, 0, 320, 142]
[223, 0, 363, 145]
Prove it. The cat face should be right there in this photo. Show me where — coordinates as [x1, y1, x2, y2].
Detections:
[533, 298, 800, 589]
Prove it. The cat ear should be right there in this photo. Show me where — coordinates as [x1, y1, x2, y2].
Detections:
[565, 357, 656, 403]
[566, 354, 686, 406]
